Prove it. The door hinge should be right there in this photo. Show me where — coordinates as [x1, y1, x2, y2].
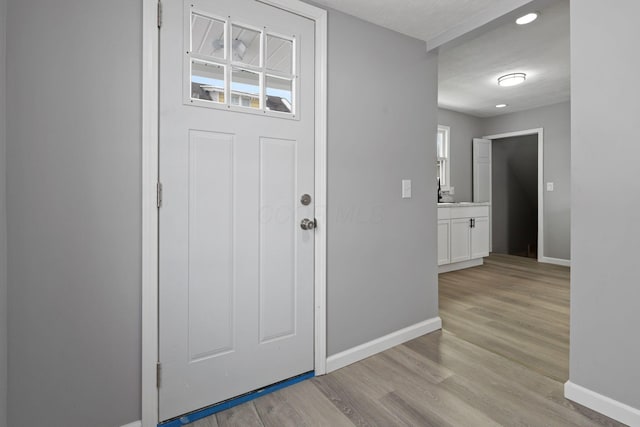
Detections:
[156, 362, 162, 388]
[157, 2, 163, 28]
[157, 182, 163, 208]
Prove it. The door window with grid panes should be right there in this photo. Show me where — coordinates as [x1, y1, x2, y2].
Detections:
[187, 11, 298, 119]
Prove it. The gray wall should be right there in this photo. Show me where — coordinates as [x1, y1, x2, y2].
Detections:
[4, 1, 440, 424]
[327, 9, 439, 356]
[6, 0, 142, 426]
[437, 108, 484, 201]
[483, 102, 571, 260]
[491, 135, 538, 256]
[0, 0, 7, 424]
[569, 0, 640, 411]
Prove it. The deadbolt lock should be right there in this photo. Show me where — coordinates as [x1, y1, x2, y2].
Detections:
[300, 194, 312, 206]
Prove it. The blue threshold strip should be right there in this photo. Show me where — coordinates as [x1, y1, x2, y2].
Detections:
[159, 371, 315, 427]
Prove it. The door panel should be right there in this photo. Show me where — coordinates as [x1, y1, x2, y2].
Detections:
[471, 217, 490, 258]
[159, 0, 315, 421]
[188, 131, 235, 361]
[437, 220, 450, 266]
[259, 137, 297, 343]
[473, 138, 492, 251]
[450, 218, 471, 263]
[473, 139, 492, 203]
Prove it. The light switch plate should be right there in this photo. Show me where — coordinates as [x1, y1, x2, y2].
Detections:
[546, 182, 554, 191]
[402, 179, 412, 198]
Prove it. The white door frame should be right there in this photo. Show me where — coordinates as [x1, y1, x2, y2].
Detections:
[482, 128, 544, 262]
[141, 1, 327, 425]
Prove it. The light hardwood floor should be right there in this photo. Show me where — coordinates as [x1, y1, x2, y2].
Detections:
[187, 254, 624, 427]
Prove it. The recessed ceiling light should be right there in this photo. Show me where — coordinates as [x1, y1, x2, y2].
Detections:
[498, 73, 527, 87]
[496, 104, 508, 108]
[516, 12, 538, 25]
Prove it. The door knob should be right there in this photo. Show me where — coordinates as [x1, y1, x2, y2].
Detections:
[300, 218, 316, 230]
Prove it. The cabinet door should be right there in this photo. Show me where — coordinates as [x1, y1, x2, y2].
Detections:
[471, 216, 490, 258]
[450, 218, 471, 263]
[437, 220, 450, 266]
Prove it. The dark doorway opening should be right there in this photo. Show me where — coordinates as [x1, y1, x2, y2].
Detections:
[491, 135, 538, 258]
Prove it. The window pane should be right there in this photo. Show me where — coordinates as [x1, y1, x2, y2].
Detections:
[231, 68, 260, 109]
[191, 60, 225, 103]
[191, 14, 226, 59]
[266, 76, 293, 113]
[437, 131, 444, 158]
[438, 160, 446, 185]
[231, 25, 261, 66]
[266, 35, 293, 74]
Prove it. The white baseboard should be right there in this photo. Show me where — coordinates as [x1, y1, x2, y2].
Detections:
[326, 317, 442, 373]
[540, 256, 571, 267]
[564, 381, 640, 426]
[438, 258, 483, 274]
[120, 421, 142, 427]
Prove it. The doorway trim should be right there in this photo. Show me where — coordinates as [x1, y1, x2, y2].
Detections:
[141, 1, 328, 425]
[482, 128, 544, 262]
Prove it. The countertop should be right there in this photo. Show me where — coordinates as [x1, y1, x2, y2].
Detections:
[438, 202, 491, 207]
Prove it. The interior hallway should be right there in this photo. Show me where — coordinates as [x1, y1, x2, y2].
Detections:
[185, 255, 623, 427]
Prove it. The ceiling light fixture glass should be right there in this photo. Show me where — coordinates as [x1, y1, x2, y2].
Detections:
[516, 12, 538, 25]
[498, 73, 527, 87]
[212, 39, 248, 61]
[496, 104, 508, 108]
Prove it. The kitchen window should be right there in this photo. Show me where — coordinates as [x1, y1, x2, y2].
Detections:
[437, 125, 450, 189]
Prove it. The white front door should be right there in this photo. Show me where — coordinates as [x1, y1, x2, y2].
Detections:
[158, 0, 315, 421]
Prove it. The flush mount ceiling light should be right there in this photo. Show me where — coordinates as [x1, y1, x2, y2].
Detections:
[516, 12, 539, 25]
[498, 73, 527, 87]
[212, 39, 248, 61]
[496, 104, 508, 108]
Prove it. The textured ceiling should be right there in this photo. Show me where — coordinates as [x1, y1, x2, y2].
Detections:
[438, 0, 570, 117]
[310, 0, 505, 41]
[311, 0, 570, 118]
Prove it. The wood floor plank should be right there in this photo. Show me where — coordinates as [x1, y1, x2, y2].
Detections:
[377, 391, 445, 427]
[362, 352, 502, 427]
[190, 415, 219, 427]
[312, 368, 406, 426]
[252, 391, 307, 427]
[379, 343, 454, 385]
[442, 311, 569, 381]
[275, 380, 354, 427]
[215, 402, 263, 427]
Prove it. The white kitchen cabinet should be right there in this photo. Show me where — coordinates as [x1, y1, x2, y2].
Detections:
[471, 216, 490, 258]
[437, 220, 451, 265]
[450, 218, 471, 263]
[438, 204, 490, 273]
